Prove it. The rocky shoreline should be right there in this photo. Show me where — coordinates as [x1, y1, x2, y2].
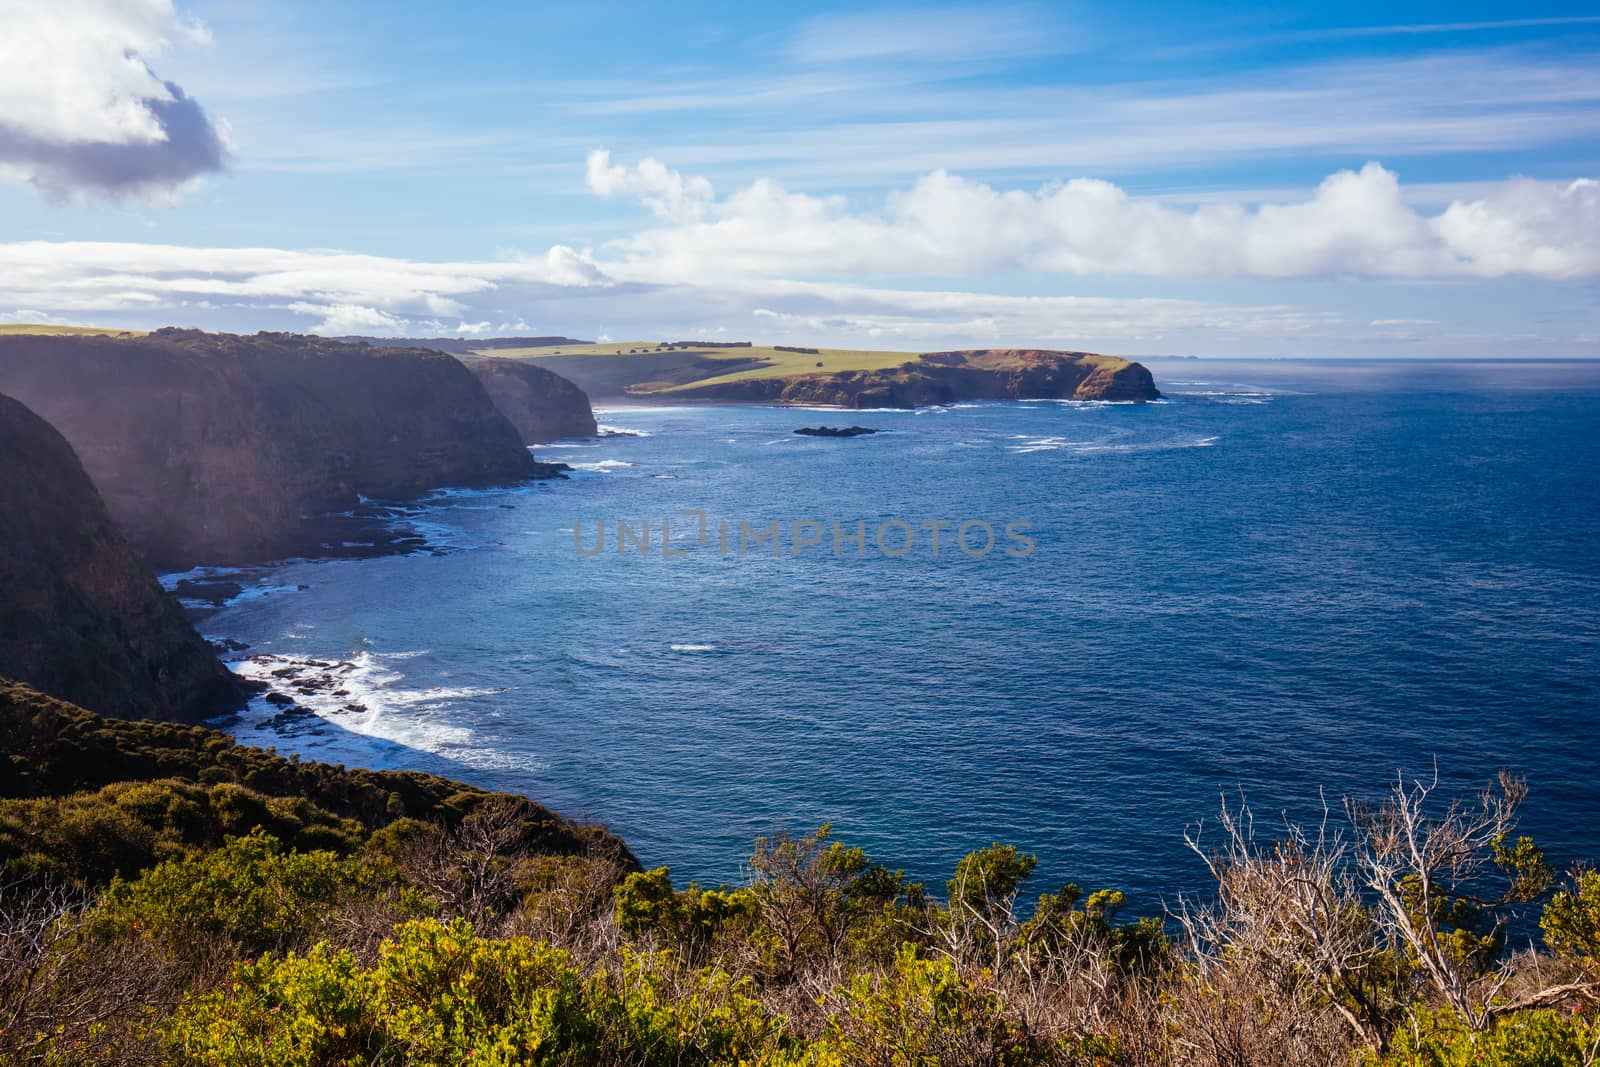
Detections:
[0, 328, 597, 723]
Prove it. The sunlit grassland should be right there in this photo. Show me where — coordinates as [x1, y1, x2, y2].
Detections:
[0, 323, 146, 337]
[474, 340, 923, 394]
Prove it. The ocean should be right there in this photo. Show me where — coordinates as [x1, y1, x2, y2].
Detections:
[187, 359, 1600, 913]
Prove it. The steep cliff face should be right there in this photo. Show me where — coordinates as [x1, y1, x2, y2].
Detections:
[0, 330, 540, 568]
[465, 357, 599, 443]
[0, 394, 244, 722]
[665, 349, 1161, 408]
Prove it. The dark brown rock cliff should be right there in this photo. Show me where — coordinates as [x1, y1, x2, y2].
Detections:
[0, 394, 244, 722]
[0, 330, 541, 568]
[465, 357, 599, 443]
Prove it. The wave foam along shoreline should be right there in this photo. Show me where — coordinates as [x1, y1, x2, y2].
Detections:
[226, 651, 516, 769]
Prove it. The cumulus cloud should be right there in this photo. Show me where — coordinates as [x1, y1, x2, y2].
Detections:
[591, 157, 1600, 282]
[285, 302, 409, 337]
[586, 149, 714, 222]
[0, 0, 228, 196]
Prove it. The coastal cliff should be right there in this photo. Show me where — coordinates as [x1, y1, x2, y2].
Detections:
[657, 349, 1160, 407]
[0, 394, 244, 722]
[466, 356, 599, 442]
[0, 330, 546, 568]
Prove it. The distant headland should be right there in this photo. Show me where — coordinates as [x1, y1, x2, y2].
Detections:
[366, 336, 1163, 407]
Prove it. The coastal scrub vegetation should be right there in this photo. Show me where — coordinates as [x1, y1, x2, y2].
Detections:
[2, 683, 1598, 1065]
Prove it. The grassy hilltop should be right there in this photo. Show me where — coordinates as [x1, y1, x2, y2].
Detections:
[0, 323, 146, 338]
[465, 340, 1159, 405]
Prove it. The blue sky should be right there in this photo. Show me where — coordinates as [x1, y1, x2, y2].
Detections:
[2, 0, 1598, 355]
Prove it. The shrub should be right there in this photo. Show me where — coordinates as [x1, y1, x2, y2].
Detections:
[1375, 1006, 1600, 1067]
[96, 828, 362, 954]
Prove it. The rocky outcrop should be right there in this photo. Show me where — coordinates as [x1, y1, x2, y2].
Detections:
[465, 357, 599, 443]
[0, 330, 544, 568]
[794, 426, 880, 437]
[0, 394, 245, 722]
[661, 349, 1160, 408]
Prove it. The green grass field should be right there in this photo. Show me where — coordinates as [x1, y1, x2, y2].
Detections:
[474, 340, 926, 395]
[0, 323, 145, 337]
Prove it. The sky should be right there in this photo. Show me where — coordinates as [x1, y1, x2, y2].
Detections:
[1, 0, 1598, 357]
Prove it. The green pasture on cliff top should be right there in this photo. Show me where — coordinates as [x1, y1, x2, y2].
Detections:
[0, 323, 146, 337]
[474, 340, 922, 389]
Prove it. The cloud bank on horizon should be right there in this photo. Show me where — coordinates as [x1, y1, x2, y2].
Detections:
[1, 0, 1597, 356]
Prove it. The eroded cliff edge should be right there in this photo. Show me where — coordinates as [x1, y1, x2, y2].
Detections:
[0, 330, 552, 568]
[660, 349, 1160, 407]
[466, 356, 599, 443]
[0, 394, 244, 722]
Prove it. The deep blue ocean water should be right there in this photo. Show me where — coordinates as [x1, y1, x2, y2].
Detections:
[192, 359, 1600, 912]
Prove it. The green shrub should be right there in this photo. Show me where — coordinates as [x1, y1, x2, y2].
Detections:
[96, 828, 362, 953]
[1543, 869, 1600, 966]
[167, 918, 798, 1066]
[1375, 1006, 1600, 1067]
[818, 943, 1039, 1066]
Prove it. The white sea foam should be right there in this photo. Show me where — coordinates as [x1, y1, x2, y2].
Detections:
[595, 423, 652, 437]
[1007, 434, 1220, 455]
[569, 459, 634, 472]
[1016, 397, 1142, 406]
[228, 651, 529, 771]
[669, 644, 719, 653]
[157, 564, 248, 591]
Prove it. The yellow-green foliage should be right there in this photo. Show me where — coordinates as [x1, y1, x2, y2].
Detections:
[95, 828, 367, 954]
[0, 680, 621, 886]
[0, 778, 365, 883]
[1543, 869, 1600, 965]
[613, 866, 756, 955]
[818, 944, 1035, 1066]
[9, 688, 1600, 1067]
[169, 918, 797, 1066]
[1373, 1006, 1600, 1067]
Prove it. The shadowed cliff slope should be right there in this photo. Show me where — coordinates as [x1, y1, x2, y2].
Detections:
[0, 395, 244, 722]
[465, 356, 599, 443]
[0, 330, 545, 568]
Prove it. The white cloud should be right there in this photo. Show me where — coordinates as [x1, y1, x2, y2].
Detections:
[1, 155, 1596, 357]
[0, 240, 615, 335]
[0, 0, 228, 196]
[286, 301, 408, 336]
[0, 235, 1349, 354]
[591, 157, 1600, 281]
[586, 149, 714, 223]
